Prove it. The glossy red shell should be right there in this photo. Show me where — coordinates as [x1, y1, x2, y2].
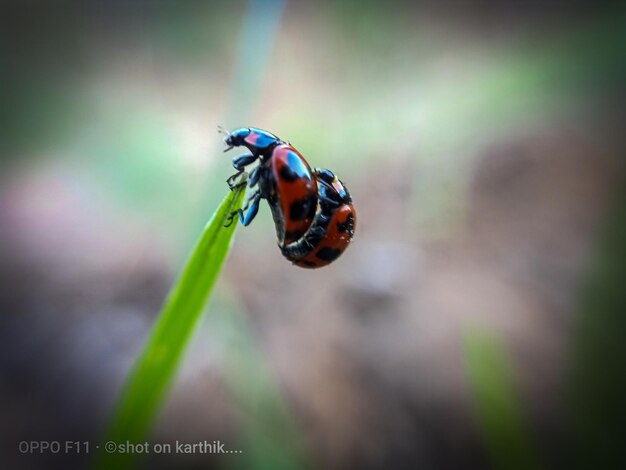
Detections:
[269, 144, 318, 245]
[293, 203, 356, 269]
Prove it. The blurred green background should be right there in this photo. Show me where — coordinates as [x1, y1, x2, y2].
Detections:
[1, 1, 625, 469]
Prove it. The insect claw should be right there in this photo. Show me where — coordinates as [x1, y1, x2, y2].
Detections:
[227, 170, 248, 189]
[224, 211, 237, 228]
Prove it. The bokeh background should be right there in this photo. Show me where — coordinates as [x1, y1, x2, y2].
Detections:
[1, 1, 625, 469]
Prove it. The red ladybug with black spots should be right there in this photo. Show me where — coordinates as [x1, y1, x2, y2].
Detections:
[220, 127, 355, 267]
[221, 127, 318, 245]
[281, 169, 356, 268]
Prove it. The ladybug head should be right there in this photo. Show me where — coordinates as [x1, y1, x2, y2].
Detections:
[218, 126, 250, 152]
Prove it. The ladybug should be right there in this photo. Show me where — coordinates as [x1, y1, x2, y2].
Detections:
[220, 127, 356, 268]
[281, 169, 356, 268]
[221, 127, 318, 244]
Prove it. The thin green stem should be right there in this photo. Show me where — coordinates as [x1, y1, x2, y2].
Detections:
[94, 185, 246, 469]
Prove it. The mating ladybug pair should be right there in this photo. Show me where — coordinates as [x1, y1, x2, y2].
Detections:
[220, 127, 356, 268]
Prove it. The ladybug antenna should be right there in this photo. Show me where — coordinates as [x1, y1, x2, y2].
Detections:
[217, 125, 233, 152]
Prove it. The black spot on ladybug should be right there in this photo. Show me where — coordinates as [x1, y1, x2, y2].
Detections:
[289, 195, 316, 221]
[337, 212, 354, 234]
[279, 164, 299, 182]
[289, 199, 307, 220]
[316, 247, 342, 262]
[279, 152, 311, 182]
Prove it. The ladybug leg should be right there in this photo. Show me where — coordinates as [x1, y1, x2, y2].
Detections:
[224, 211, 238, 227]
[247, 165, 263, 188]
[227, 153, 258, 188]
[232, 153, 257, 171]
[240, 190, 258, 211]
[239, 191, 261, 226]
[227, 171, 247, 189]
[224, 190, 261, 227]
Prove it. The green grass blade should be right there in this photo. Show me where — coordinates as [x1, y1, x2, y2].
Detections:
[464, 329, 541, 470]
[95, 184, 246, 469]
